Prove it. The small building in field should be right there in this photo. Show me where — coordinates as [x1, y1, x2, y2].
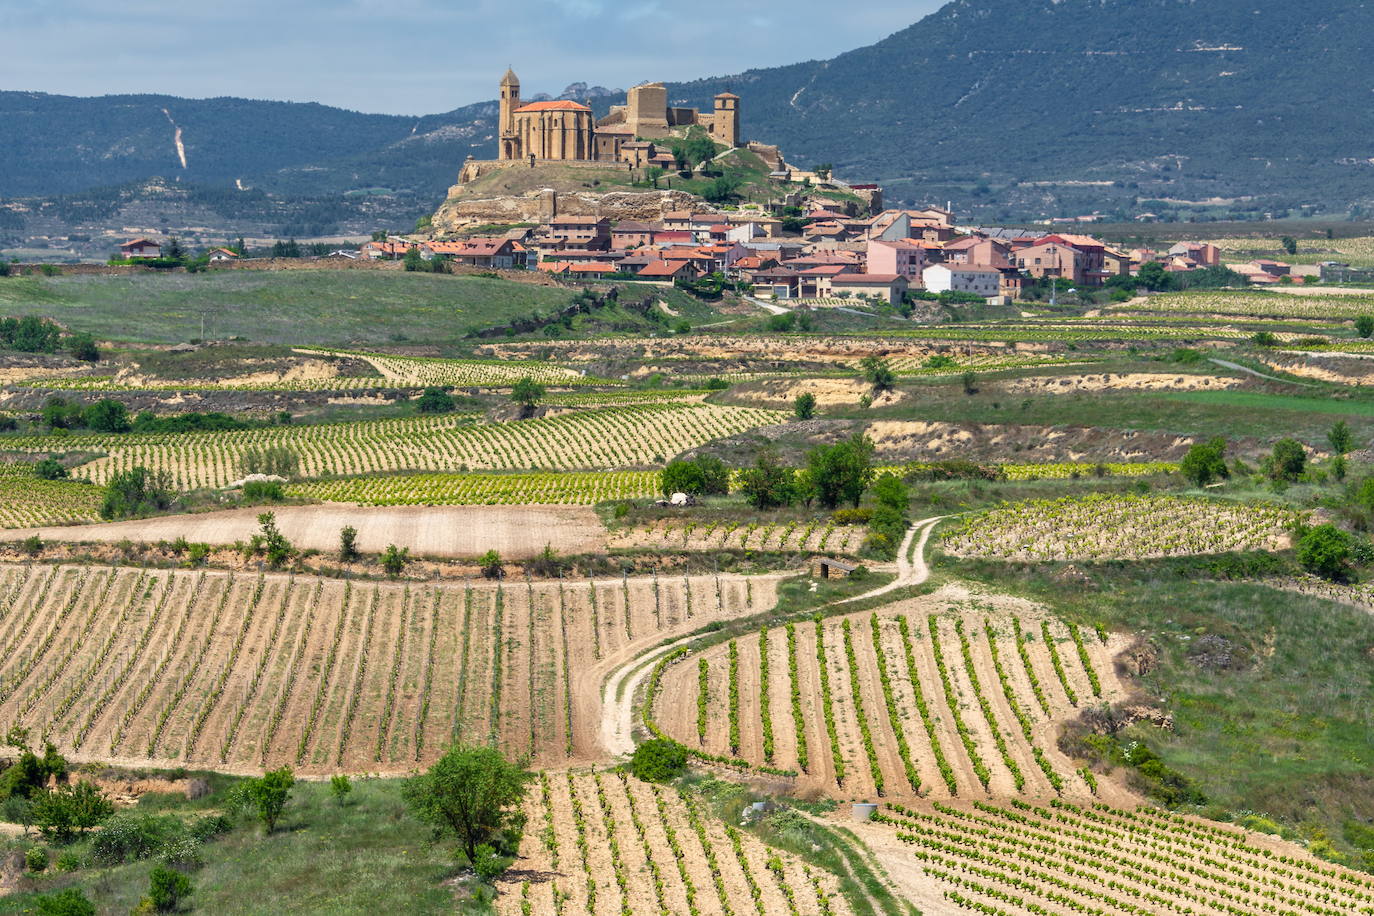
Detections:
[829, 272, 910, 305]
[119, 238, 162, 259]
[207, 248, 239, 262]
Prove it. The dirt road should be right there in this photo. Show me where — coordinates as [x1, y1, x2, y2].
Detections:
[0, 504, 607, 560]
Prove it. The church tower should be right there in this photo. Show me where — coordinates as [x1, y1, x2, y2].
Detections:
[499, 68, 521, 160]
[713, 92, 740, 148]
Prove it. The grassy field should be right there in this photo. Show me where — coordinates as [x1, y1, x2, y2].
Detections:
[0, 271, 580, 346]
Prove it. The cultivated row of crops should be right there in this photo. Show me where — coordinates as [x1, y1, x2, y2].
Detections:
[872, 797, 1374, 916]
[942, 494, 1303, 561]
[0, 564, 778, 773]
[1, 404, 782, 490]
[649, 603, 1115, 799]
[287, 471, 662, 506]
[0, 466, 103, 528]
[610, 520, 869, 555]
[295, 347, 614, 388]
[1120, 290, 1374, 320]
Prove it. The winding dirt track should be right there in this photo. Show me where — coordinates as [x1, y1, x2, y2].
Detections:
[598, 517, 944, 759]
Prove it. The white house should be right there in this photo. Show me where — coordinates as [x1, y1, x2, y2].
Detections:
[923, 264, 1002, 298]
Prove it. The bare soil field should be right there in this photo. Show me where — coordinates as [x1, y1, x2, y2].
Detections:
[495, 770, 853, 916]
[652, 583, 1130, 803]
[731, 377, 906, 407]
[0, 563, 780, 776]
[1256, 352, 1374, 386]
[1001, 371, 1242, 394]
[0, 505, 607, 560]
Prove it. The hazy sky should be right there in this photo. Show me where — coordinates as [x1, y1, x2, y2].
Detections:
[0, 1, 945, 115]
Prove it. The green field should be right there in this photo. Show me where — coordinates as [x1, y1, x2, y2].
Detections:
[0, 271, 581, 346]
[1162, 390, 1374, 417]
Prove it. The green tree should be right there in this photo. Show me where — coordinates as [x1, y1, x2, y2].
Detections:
[381, 544, 410, 578]
[1356, 315, 1374, 339]
[68, 333, 99, 362]
[645, 166, 665, 189]
[865, 472, 910, 558]
[629, 739, 687, 783]
[253, 512, 294, 568]
[84, 398, 131, 433]
[702, 175, 741, 204]
[793, 391, 817, 420]
[1180, 437, 1230, 487]
[806, 434, 875, 510]
[31, 781, 113, 841]
[402, 247, 425, 271]
[234, 767, 294, 834]
[416, 386, 456, 414]
[479, 550, 504, 580]
[330, 774, 353, 806]
[0, 260, 9, 278]
[41, 396, 84, 430]
[1329, 420, 1356, 456]
[1297, 524, 1355, 581]
[738, 448, 796, 510]
[859, 355, 895, 393]
[1267, 438, 1307, 481]
[33, 888, 96, 916]
[1280, 235, 1297, 255]
[659, 456, 730, 497]
[100, 467, 174, 520]
[1136, 261, 1177, 292]
[510, 377, 545, 418]
[148, 863, 192, 912]
[962, 370, 978, 395]
[339, 526, 359, 562]
[402, 744, 531, 871]
[34, 458, 68, 481]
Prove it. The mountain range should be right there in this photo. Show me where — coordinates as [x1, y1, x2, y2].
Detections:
[3, 0, 1373, 246]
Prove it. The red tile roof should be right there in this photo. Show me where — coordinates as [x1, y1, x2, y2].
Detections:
[637, 260, 691, 278]
[514, 100, 591, 113]
[833, 272, 904, 284]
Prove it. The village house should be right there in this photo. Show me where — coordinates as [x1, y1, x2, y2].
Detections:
[866, 238, 935, 283]
[424, 237, 527, 269]
[610, 221, 656, 249]
[206, 247, 239, 262]
[546, 216, 611, 250]
[119, 238, 162, 259]
[830, 272, 910, 305]
[924, 264, 1003, 299]
[636, 260, 703, 283]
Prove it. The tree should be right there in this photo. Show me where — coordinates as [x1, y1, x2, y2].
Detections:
[330, 774, 353, 806]
[738, 448, 796, 510]
[402, 744, 531, 871]
[645, 166, 665, 189]
[1135, 261, 1176, 292]
[659, 456, 730, 497]
[1329, 420, 1356, 456]
[238, 445, 299, 478]
[415, 386, 456, 414]
[859, 355, 895, 393]
[1180, 437, 1229, 487]
[84, 398, 131, 433]
[41, 396, 85, 430]
[148, 863, 192, 912]
[32, 888, 96, 916]
[234, 767, 294, 834]
[1267, 438, 1307, 481]
[806, 434, 875, 510]
[793, 391, 817, 420]
[34, 458, 68, 481]
[165, 237, 186, 261]
[0, 260, 9, 278]
[381, 544, 410, 578]
[1280, 235, 1297, 255]
[629, 739, 687, 783]
[403, 247, 425, 271]
[1297, 524, 1355, 581]
[1356, 315, 1374, 339]
[962, 370, 978, 395]
[68, 333, 99, 362]
[31, 781, 113, 841]
[339, 526, 359, 562]
[479, 550, 504, 580]
[100, 467, 174, 520]
[702, 175, 742, 204]
[510, 377, 545, 418]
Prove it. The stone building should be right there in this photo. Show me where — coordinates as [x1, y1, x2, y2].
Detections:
[497, 68, 742, 164]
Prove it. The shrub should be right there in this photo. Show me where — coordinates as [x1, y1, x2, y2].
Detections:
[21, 534, 43, 555]
[101, 467, 175, 520]
[55, 850, 81, 872]
[381, 544, 410, 578]
[479, 550, 504, 579]
[84, 399, 131, 433]
[1357, 315, 1374, 339]
[659, 455, 730, 497]
[1180, 437, 1229, 486]
[230, 767, 294, 834]
[339, 525, 359, 562]
[32, 888, 95, 916]
[416, 386, 456, 414]
[238, 445, 298, 478]
[859, 355, 894, 392]
[148, 863, 193, 912]
[1298, 524, 1356, 581]
[629, 738, 688, 783]
[510, 377, 545, 417]
[68, 333, 100, 363]
[241, 480, 284, 502]
[1267, 438, 1307, 481]
[403, 744, 530, 873]
[738, 448, 796, 510]
[32, 781, 114, 841]
[330, 774, 352, 806]
[33, 457, 68, 480]
[26, 846, 48, 872]
[793, 391, 817, 420]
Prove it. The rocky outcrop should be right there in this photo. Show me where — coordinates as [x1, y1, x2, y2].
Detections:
[431, 186, 705, 233]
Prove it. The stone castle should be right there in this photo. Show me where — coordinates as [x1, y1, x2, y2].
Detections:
[497, 68, 740, 165]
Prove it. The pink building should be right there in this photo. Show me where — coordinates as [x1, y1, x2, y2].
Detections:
[866, 238, 931, 284]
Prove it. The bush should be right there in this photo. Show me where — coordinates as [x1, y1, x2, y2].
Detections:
[33, 888, 96, 916]
[241, 480, 284, 502]
[1357, 315, 1374, 339]
[84, 399, 131, 433]
[101, 467, 175, 520]
[55, 850, 81, 872]
[793, 391, 817, 420]
[21, 534, 43, 556]
[806, 434, 875, 509]
[339, 525, 359, 562]
[238, 445, 298, 478]
[1267, 438, 1307, 481]
[629, 738, 688, 783]
[381, 544, 410, 578]
[330, 774, 353, 806]
[33, 457, 68, 480]
[148, 863, 193, 912]
[831, 507, 873, 525]
[479, 550, 504, 580]
[416, 386, 456, 414]
[229, 767, 294, 834]
[0, 316, 62, 353]
[659, 455, 731, 497]
[1298, 524, 1356, 581]
[738, 448, 796, 510]
[68, 333, 100, 362]
[32, 781, 114, 841]
[26, 846, 48, 872]
[1180, 437, 1229, 487]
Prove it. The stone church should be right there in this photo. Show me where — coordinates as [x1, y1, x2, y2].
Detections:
[497, 68, 741, 165]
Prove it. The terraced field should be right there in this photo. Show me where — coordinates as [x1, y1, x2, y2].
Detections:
[0, 464, 103, 528]
[609, 520, 869, 555]
[498, 770, 853, 916]
[0, 564, 778, 774]
[650, 586, 1125, 801]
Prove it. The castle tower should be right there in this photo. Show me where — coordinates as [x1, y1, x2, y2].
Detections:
[499, 68, 521, 160]
[713, 92, 740, 148]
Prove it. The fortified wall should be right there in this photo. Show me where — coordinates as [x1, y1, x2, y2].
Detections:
[431, 187, 706, 234]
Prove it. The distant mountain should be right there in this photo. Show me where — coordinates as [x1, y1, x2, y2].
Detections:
[4, 0, 1374, 241]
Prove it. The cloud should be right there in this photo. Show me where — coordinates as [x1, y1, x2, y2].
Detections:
[0, 0, 944, 114]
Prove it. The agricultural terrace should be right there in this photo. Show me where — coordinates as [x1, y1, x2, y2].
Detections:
[650, 586, 1126, 801]
[0, 403, 781, 489]
[942, 494, 1302, 561]
[287, 470, 663, 507]
[0, 463, 102, 528]
[610, 520, 869, 555]
[294, 348, 612, 388]
[498, 770, 853, 916]
[1115, 289, 1374, 320]
[0, 564, 779, 774]
[865, 797, 1374, 916]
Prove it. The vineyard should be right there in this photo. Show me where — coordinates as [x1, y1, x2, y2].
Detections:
[496, 770, 853, 916]
[0, 563, 778, 774]
[294, 348, 612, 389]
[609, 520, 869, 555]
[865, 797, 1374, 916]
[0, 464, 103, 528]
[942, 494, 1302, 561]
[0, 404, 782, 489]
[1116, 290, 1374, 320]
[287, 471, 663, 506]
[650, 587, 1124, 801]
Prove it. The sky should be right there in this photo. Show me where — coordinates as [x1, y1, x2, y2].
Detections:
[0, 0, 944, 115]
